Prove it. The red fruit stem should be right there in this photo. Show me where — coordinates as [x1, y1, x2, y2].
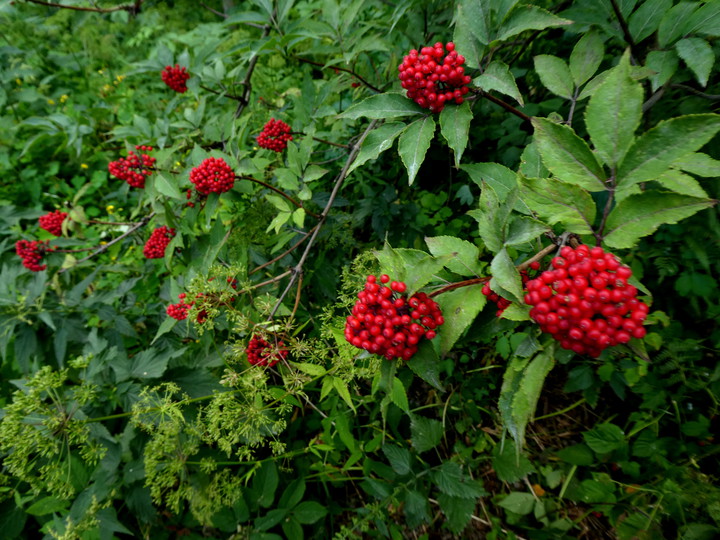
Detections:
[470, 88, 531, 125]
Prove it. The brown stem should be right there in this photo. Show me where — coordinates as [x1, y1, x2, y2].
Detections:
[293, 56, 383, 93]
[199, 84, 246, 103]
[233, 23, 272, 119]
[429, 277, 488, 298]
[22, 0, 142, 13]
[289, 271, 304, 323]
[249, 226, 317, 275]
[609, 0, 637, 60]
[236, 175, 320, 218]
[472, 88, 532, 126]
[594, 181, 616, 244]
[516, 243, 560, 272]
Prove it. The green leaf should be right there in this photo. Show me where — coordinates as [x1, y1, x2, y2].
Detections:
[519, 142, 549, 178]
[498, 492, 536, 515]
[490, 248, 523, 303]
[617, 114, 720, 190]
[437, 494, 475, 533]
[532, 118, 606, 191]
[333, 377, 356, 412]
[462, 162, 518, 202]
[129, 348, 172, 379]
[534, 55, 574, 99]
[407, 340, 443, 391]
[672, 152, 720, 177]
[410, 414, 443, 453]
[496, 5, 572, 42]
[152, 316, 178, 344]
[585, 52, 643, 168]
[467, 181, 517, 254]
[374, 243, 447, 295]
[556, 444, 595, 466]
[25, 496, 68, 516]
[493, 441, 536, 482]
[278, 479, 306, 509]
[684, 1, 720, 36]
[439, 101, 472, 167]
[628, 0, 672, 43]
[293, 501, 327, 524]
[434, 284, 486, 356]
[292, 362, 326, 377]
[281, 518, 304, 540]
[382, 444, 411, 475]
[675, 38, 714, 87]
[505, 216, 549, 246]
[340, 93, 426, 119]
[334, 412, 356, 453]
[583, 423, 625, 454]
[603, 192, 715, 249]
[473, 60, 524, 106]
[453, 2, 487, 69]
[654, 170, 709, 198]
[347, 122, 407, 174]
[658, 2, 698, 47]
[458, 0, 489, 45]
[398, 115, 436, 185]
[425, 235, 482, 276]
[432, 462, 486, 498]
[390, 377, 410, 413]
[569, 30, 605, 87]
[646, 49, 679, 92]
[255, 462, 279, 508]
[154, 172, 182, 199]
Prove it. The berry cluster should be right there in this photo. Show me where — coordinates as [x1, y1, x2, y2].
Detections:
[257, 119, 293, 152]
[39, 210, 68, 236]
[185, 188, 196, 208]
[143, 226, 176, 259]
[345, 274, 444, 361]
[161, 64, 190, 93]
[189, 157, 235, 195]
[16, 239, 54, 272]
[483, 262, 540, 316]
[398, 42, 471, 112]
[246, 335, 289, 367]
[166, 293, 193, 320]
[108, 146, 156, 188]
[524, 245, 650, 357]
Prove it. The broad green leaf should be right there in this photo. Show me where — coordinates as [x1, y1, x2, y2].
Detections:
[439, 101, 472, 167]
[654, 170, 708, 198]
[534, 55, 574, 99]
[154, 173, 183, 199]
[382, 444, 411, 475]
[458, 0, 489, 45]
[569, 30, 604, 87]
[334, 412, 356, 453]
[293, 501, 327, 524]
[585, 52, 643, 168]
[390, 377, 410, 413]
[493, 441, 536, 482]
[281, 519, 303, 540]
[292, 362, 326, 377]
[410, 414, 443, 453]
[340, 93, 426, 119]
[577, 69, 612, 101]
[617, 114, 720, 190]
[432, 462, 486, 498]
[333, 377, 356, 412]
[556, 444, 595, 466]
[518, 176, 596, 234]
[672, 152, 720, 177]
[278, 479, 306, 509]
[152, 316, 178, 344]
[347, 122, 407, 174]
[462, 162, 517, 201]
[532, 118, 606, 191]
[425, 235, 482, 276]
[437, 494, 475, 533]
[398, 115, 436, 185]
[374, 243, 447, 295]
[490, 247, 523, 303]
[684, 1, 720, 36]
[473, 60, 524, 106]
[505, 216, 549, 246]
[675, 38, 714, 87]
[583, 423, 625, 454]
[498, 492, 536, 515]
[255, 462, 279, 508]
[434, 284, 486, 356]
[628, 0, 672, 43]
[500, 302, 531, 321]
[519, 142, 549, 178]
[603, 192, 715, 249]
[26, 496, 69, 516]
[407, 340, 443, 390]
[646, 49, 679, 92]
[658, 2, 698, 47]
[452, 2, 486, 69]
[496, 5, 572, 42]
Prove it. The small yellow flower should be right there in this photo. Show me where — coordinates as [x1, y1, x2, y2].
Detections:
[100, 241, 108, 246]
[106, 205, 115, 214]
[60, 94, 68, 103]
[102, 84, 112, 92]
[80, 163, 89, 169]
[98, 69, 104, 74]
[116, 75, 125, 82]
[47, 99, 55, 105]
[175, 161, 182, 167]
[15, 78, 22, 85]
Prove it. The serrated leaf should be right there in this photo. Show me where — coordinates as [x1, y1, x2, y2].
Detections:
[672, 152, 720, 177]
[519, 142, 549, 178]
[374, 242, 446, 295]
[278, 479, 306, 509]
[410, 414, 443, 453]
[474, 60, 524, 106]
[518, 176, 596, 234]
[628, 0, 672, 42]
[340, 93, 426, 119]
[347, 122, 407, 174]
[490, 248, 523, 303]
[390, 377, 410, 413]
[658, 2, 698, 47]
[152, 316, 178, 344]
[499, 492, 535, 515]
[439, 101, 472, 166]
[293, 501, 327, 524]
[458, 0, 489, 44]
[500, 302, 531, 321]
[382, 444, 411, 475]
[569, 30, 604, 87]
[646, 49, 679, 92]
[292, 362, 326, 377]
[425, 235, 482, 276]
[532, 118, 606, 191]
[453, 3, 486, 69]
[407, 340, 443, 390]
[585, 52, 643, 168]
[683, 0, 720, 36]
[534, 55, 574, 99]
[435, 284, 486, 356]
[496, 5, 572, 42]
[462, 162, 517, 201]
[654, 170, 708, 198]
[154, 172, 183, 199]
[583, 423, 625, 453]
[437, 493, 475, 533]
[617, 114, 720, 190]
[333, 378, 356, 412]
[432, 462, 486, 499]
[603, 192, 715, 249]
[493, 441, 536, 482]
[468, 182, 503, 254]
[675, 38, 714, 87]
[505, 216, 549, 246]
[398, 115, 436, 185]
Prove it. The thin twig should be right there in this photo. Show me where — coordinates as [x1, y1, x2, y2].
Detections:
[472, 89, 532, 125]
[199, 1, 226, 18]
[199, 84, 246, 103]
[609, 0, 637, 61]
[233, 23, 272, 119]
[23, 0, 142, 13]
[267, 121, 378, 320]
[249, 226, 317, 275]
[290, 132, 351, 149]
[237, 175, 320, 218]
[670, 83, 720, 101]
[293, 56, 383, 93]
[516, 242, 560, 272]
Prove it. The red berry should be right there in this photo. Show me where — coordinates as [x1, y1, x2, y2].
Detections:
[189, 157, 235, 195]
[256, 118, 293, 152]
[108, 146, 156, 188]
[38, 210, 68, 236]
[246, 334, 288, 367]
[143, 226, 176, 259]
[16, 239, 54, 272]
[161, 64, 190, 93]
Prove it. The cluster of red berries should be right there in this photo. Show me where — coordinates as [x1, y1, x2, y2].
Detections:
[257, 119, 293, 152]
[524, 245, 650, 357]
[398, 42, 471, 112]
[166, 293, 193, 320]
[161, 64, 190, 93]
[345, 274, 444, 361]
[143, 226, 176, 259]
[246, 335, 289, 367]
[38, 210, 68, 236]
[483, 262, 540, 316]
[189, 157, 235, 195]
[185, 188, 196, 208]
[16, 239, 54, 272]
[108, 146, 156, 188]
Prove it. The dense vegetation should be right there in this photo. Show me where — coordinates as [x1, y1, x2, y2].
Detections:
[1, 0, 719, 538]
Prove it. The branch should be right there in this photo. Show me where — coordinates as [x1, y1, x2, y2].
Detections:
[249, 226, 317, 275]
[236, 175, 320, 218]
[22, 0, 142, 14]
[199, 84, 247, 104]
[267, 121, 378, 319]
[293, 56, 383, 93]
[609, 0, 638, 61]
[471, 88, 532, 126]
[233, 23, 272, 119]
[290, 132, 351, 149]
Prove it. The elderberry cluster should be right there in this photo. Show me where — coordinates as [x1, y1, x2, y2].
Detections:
[524, 245, 650, 357]
[398, 42, 471, 112]
[483, 262, 540, 316]
[143, 226, 176, 259]
[166, 293, 193, 320]
[38, 210, 68, 236]
[161, 64, 190, 93]
[246, 335, 289, 367]
[345, 274, 444, 361]
[257, 119, 293, 152]
[189, 157, 235, 195]
[108, 146, 156, 188]
[16, 239, 54, 272]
